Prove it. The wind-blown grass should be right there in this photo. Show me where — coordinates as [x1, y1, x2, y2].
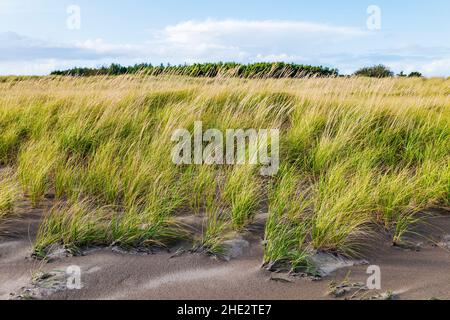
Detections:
[0, 75, 448, 265]
[223, 165, 261, 230]
[0, 168, 19, 220]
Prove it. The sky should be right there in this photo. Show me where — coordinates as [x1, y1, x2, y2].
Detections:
[0, 0, 449, 76]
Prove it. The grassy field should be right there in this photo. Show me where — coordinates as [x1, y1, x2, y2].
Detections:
[0, 75, 449, 271]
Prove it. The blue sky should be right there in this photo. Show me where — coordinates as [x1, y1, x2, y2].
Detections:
[1, 0, 449, 76]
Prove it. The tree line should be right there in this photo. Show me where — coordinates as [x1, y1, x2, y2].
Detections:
[50, 62, 339, 78]
[51, 62, 423, 79]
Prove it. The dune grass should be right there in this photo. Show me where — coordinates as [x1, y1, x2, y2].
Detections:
[0, 168, 19, 220]
[0, 75, 448, 266]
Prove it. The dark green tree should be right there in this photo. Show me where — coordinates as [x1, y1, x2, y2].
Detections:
[354, 65, 394, 78]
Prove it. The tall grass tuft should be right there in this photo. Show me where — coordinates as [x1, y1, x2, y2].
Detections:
[0, 168, 19, 220]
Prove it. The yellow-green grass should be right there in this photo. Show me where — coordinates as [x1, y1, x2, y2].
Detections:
[0, 168, 19, 220]
[0, 75, 448, 265]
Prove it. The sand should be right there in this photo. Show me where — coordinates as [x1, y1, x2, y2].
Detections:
[1, 207, 449, 300]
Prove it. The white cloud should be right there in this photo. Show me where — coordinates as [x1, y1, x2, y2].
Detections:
[74, 39, 143, 56]
[161, 19, 365, 45]
[421, 58, 450, 77]
[146, 19, 366, 62]
[0, 32, 114, 62]
[0, 59, 60, 76]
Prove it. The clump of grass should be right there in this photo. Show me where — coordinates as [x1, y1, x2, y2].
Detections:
[81, 141, 123, 204]
[0, 127, 24, 165]
[223, 165, 261, 230]
[34, 200, 112, 257]
[184, 166, 217, 214]
[54, 157, 83, 200]
[197, 204, 230, 256]
[310, 162, 375, 256]
[0, 168, 19, 220]
[17, 139, 60, 206]
[111, 205, 184, 248]
[264, 168, 311, 269]
[35, 197, 185, 257]
[112, 172, 186, 246]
